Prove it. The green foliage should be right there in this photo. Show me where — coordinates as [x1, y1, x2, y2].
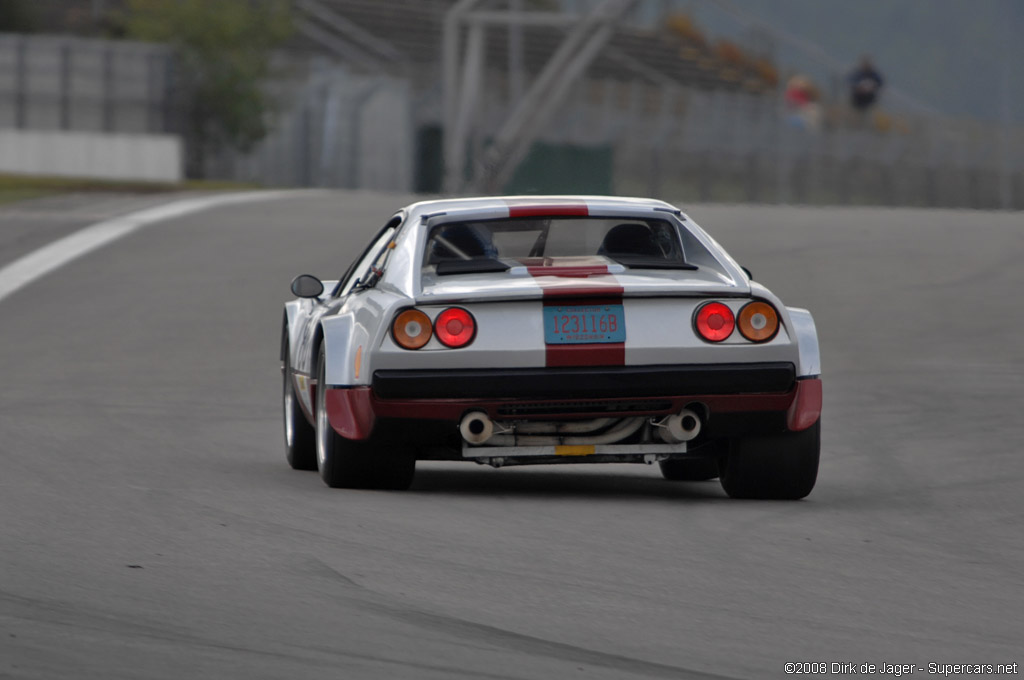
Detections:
[0, 0, 35, 32]
[123, 0, 293, 175]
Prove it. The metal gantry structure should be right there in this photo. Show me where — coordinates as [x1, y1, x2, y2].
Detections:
[294, 0, 409, 72]
[441, 0, 641, 194]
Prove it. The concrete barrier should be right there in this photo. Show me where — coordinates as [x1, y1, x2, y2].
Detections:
[0, 129, 183, 182]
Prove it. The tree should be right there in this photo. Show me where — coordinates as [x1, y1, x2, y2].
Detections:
[122, 0, 293, 177]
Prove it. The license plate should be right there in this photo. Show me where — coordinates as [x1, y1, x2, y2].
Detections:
[543, 304, 626, 344]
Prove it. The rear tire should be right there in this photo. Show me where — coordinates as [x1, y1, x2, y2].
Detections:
[659, 457, 719, 481]
[283, 334, 317, 471]
[314, 346, 415, 490]
[718, 421, 820, 500]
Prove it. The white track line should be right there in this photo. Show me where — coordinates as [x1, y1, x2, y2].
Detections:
[0, 190, 314, 304]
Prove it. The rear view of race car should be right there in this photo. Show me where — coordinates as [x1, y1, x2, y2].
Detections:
[281, 196, 821, 499]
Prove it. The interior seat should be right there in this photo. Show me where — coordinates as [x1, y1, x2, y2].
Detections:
[598, 223, 662, 258]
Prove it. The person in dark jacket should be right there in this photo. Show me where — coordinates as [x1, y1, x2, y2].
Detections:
[848, 56, 884, 111]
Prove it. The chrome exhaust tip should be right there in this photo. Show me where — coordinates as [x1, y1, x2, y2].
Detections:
[659, 408, 702, 443]
[459, 411, 494, 444]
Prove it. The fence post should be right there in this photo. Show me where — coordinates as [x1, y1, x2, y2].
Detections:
[299, 106, 313, 187]
[647, 87, 676, 199]
[60, 42, 72, 130]
[774, 104, 789, 204]
[744, 152, 759, 202]
[791, 153, 807, 204]
[14, 36, 28, 129]
[102, 46, 115, 132]
[162, 54, 177, 134]
[145, 54, 157, 133]
[319, 73, 345, 188]
[697, 150, 712, 201]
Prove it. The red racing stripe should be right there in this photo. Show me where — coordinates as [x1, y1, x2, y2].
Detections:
[526, 265, 611, 279]
[786, 377, 822, 431]
[325, 386, 376, 440]
[542, 294, 621, 305]
[506, 200, 588, 217]
[526, 259, 625, 368]
[545, 342, 625, 367]
[518, 257, 618, 282]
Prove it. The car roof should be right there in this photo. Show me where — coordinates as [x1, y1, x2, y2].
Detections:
[402, 195, 681, 223]
[376, 195, 747, 300]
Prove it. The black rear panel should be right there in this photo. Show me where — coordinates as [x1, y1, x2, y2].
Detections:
[371, 363, 795, 400]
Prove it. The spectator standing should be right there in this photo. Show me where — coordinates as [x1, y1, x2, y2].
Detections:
[784, 74, 822, 132]
[848, 56, 884, 112]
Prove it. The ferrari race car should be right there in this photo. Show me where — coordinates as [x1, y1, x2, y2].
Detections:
[281, 196, 821, 499]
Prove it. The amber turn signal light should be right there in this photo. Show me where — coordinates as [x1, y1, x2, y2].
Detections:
[737, 301, 779, 342]
[392, 308, 432, 349]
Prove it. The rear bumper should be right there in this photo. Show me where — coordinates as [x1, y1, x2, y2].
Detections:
[371, 362, 796, 400]
[325, 363, 820, 442]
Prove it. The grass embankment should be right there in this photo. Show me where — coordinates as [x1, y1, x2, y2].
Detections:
[0, 174, 259, 207]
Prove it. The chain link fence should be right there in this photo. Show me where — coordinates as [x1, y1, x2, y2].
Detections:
[0, 32, 176, 135]
[614, 87, 1024, 209]
[469, 79, 1024, 209]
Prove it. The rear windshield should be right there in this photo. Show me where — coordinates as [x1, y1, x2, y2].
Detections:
[423, 217, 692, 274]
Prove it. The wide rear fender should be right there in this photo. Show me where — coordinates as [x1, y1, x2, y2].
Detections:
[786, 307, 821, 377]
[320, 314, 362, 386]
[321, 291, 402, 386]
[282, 300, 306, 362]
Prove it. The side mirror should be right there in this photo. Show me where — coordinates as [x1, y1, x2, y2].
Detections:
[290, 274, 324, 298]
[741, 266, 753, 281]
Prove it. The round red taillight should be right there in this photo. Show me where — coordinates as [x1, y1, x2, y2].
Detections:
[694, 302, 735, 342]
[434, 307, 476, 348]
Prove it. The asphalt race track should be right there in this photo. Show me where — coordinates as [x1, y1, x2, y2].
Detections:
[1, 192, 1021, 679]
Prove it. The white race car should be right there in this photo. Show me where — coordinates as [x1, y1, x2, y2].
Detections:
[281, 196, 821, 498]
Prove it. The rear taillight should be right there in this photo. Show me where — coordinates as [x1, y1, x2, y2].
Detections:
[392, 309, 432, 349]
[694, 302, 735, 342]
[434, 307, 476, 348]
[737, 301, 779, 342]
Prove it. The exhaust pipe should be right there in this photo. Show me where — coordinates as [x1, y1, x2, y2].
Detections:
[460, 413, 646, 447]
[658, 408, 702, 443]
[459, 411, 494, 444]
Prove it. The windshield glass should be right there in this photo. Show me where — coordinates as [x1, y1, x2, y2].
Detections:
[423, 217, 691, 274]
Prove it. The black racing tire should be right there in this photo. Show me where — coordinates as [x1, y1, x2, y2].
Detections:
[314, 346, 415, 490]
[659, 457, 720, 481]
[718, 421, 820, 500]
[283, 334, 317, 471]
